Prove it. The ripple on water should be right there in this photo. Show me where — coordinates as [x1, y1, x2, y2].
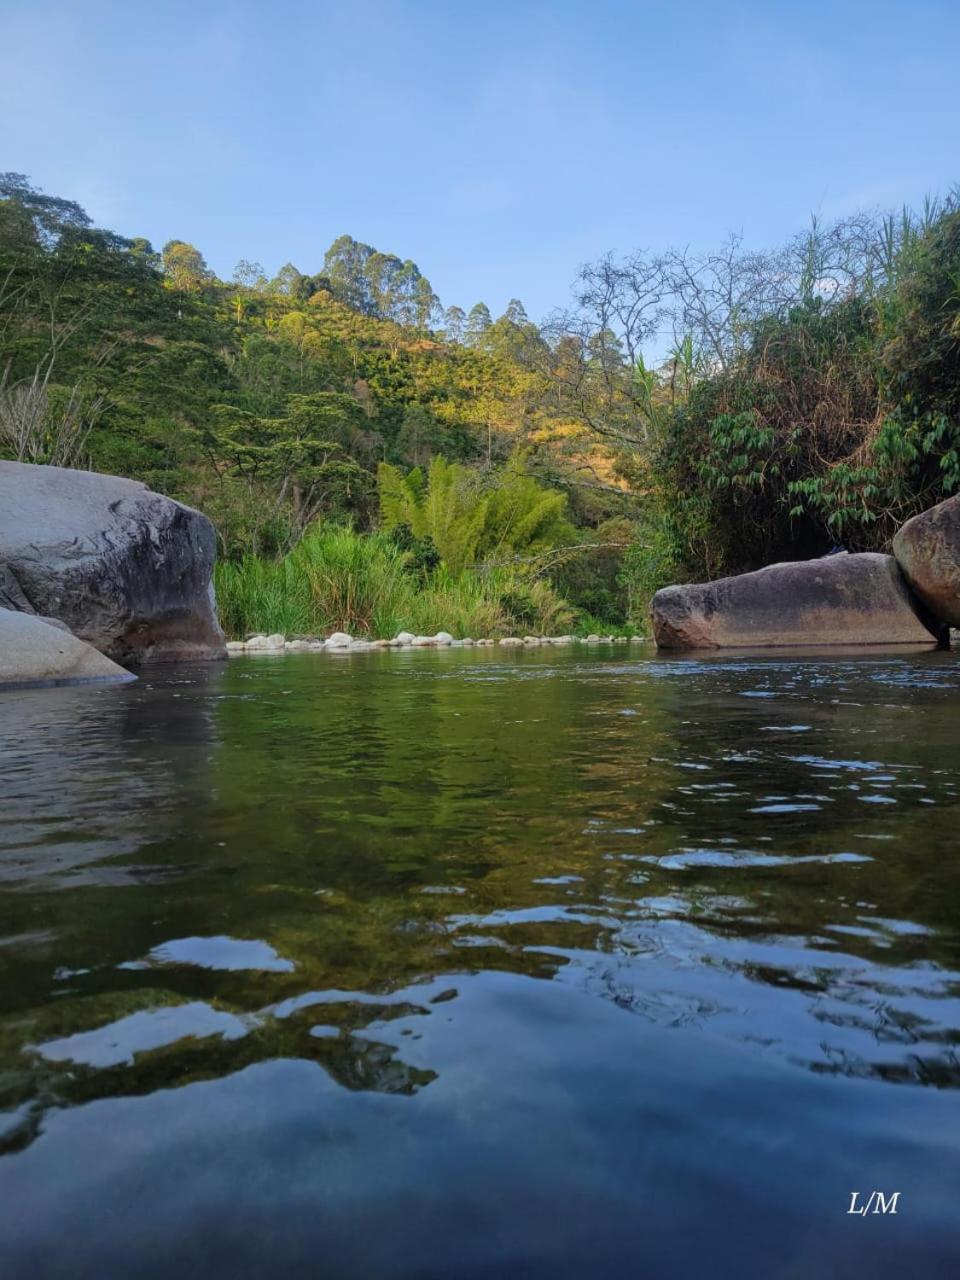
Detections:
[2, 646, 960, 1273]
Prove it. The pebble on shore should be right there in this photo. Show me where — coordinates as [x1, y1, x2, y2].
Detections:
[228, 631, 646, 655]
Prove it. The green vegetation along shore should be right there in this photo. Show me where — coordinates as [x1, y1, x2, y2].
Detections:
[2, 173, 958, 638]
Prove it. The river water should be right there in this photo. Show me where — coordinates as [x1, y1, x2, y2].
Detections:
[1, 647, 959, 1277]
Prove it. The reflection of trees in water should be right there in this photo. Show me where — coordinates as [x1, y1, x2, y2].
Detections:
[2, 993, 436, 1157]
[0, 675, 218, 888]
[0, 667, 226, 1015]
[3, 650, 960, 1163]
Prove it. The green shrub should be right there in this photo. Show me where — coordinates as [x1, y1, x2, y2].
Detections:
[214, 525, 579, 640]
[288, 527, 411, 635]
[215, 527, 410, 637]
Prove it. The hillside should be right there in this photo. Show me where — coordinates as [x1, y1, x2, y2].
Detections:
[0, 177, 622, 570]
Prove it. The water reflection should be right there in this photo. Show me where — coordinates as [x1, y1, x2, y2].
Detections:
[1, 648, 960, 1270]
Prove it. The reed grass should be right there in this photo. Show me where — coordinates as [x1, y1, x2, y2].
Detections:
[214, 527, 577, 640]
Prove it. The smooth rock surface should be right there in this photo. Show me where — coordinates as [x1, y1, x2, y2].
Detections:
[0, 461, 225, 664]
[325, 632, 353, 649]
[0, 609, 135, 689]
[652, 552, 940, 650]
[893, 494, 960, 628]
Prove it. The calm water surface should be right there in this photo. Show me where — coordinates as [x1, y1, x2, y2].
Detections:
[2, 647, 960, 1277]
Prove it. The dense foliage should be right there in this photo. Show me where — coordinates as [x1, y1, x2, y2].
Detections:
[559, 194, 960, 599]
[0, 173, 628, 633]
[3, 172, 958, 634]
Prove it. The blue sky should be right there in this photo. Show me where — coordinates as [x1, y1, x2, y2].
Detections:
[3, 0, 958, 322]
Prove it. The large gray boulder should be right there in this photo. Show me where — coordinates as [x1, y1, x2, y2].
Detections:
[0, 609, 135, 688]
[893, 494, 960, 628]
[652, 552, 940, 650]
[0, 461, 226, 664]
[0, 562, 33, 612]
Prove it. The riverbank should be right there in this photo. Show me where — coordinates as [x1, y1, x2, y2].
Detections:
[226, 630, 649, 654]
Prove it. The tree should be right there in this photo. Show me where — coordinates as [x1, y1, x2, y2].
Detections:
[323, 234, 376, 313]
[443, 305, 466, 343]
[378, 451, 573, 575]
[0, 179, 164, 469]
[414, 275, 440, 333]
[270, 262, 309, 299]
[232, 259, 266, 289]
[379, 455, 489, 574]
[394, 404, 445, 468]
[364, 250, 404, 318]
[276, 311, 330, 386]
[0, 171, 91, 244]
[128, 238, 160, 270]
[465, 302, 492, 347]
[505, 298, 528, 327]
[209, 392, 370, 549]
[162, 240, 211, 292]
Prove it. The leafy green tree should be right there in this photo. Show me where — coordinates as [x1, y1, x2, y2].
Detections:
[465, 302, 492, 347]
[505, 298, 528, 326]
[443, 305, 466, 343]
[414, 275, 440, 332]
[208, 392, 370, 552]
[478, 451, 573, 563]
[323, 234, 377, 313]
[270, 262, 310, 299]
[393, 404, 446, 467]
[0, 171, 91, 243]
[162, 240, 211, 292]
[379, 451, 573, 575]
[379, 456, 488, 573]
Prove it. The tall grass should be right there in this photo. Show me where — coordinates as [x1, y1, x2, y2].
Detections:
[401, 568, 508, 638]
[214, 555, 312, 639]
[290, 528, 411, 635]
[215, 528, 409, 638]
[214, 526, 577, 639]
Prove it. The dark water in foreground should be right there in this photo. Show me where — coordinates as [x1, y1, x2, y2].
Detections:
[2, 646, 960, 1278]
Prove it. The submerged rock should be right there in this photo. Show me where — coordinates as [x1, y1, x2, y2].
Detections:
[893, 494, 960, 628]
[0, 461, 225, 664]
[0, 609, 135, 689]
[652, 552, 940, 650]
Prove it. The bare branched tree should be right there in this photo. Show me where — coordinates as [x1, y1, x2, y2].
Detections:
[538, 205, 952, 460]
[0, 370, 106, 468]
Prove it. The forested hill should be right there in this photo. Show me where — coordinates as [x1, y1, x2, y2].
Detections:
[0, 174, 619, 565]
[4, 171, 960, 637]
